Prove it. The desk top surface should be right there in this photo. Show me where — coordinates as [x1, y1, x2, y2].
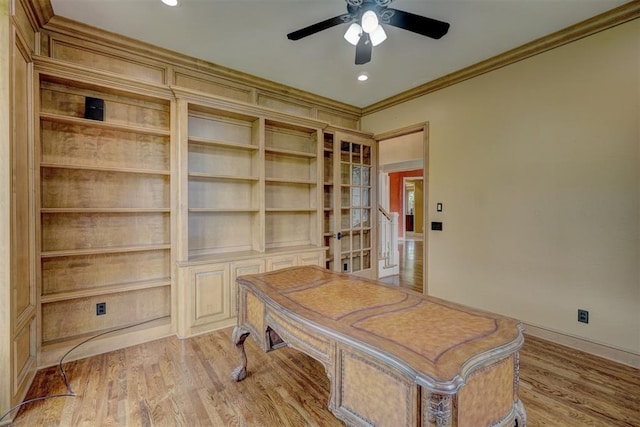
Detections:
[237, 266, 523, 385]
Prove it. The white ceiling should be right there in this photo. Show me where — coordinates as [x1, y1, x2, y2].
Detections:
[48, 0, 628, 108]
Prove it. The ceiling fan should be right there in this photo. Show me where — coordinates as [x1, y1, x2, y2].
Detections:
[287, 0, 450, 65]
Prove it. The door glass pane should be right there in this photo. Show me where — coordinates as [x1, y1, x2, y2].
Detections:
[362, 251, 371, 269]
[351, 187, 361, 207]
[352, 253, 361, 272]
[353, 231, 361, 250]
[362, 145, 371, 165]
[362, 209, 370, 227]
[341, 142, 350, 162]
[352, 165, 361, 185]
[352, 209, 362, 228]
[341, 163, 350, 184]
[361, 166, 370, 186]
[341, 209, 350, 229]
[341, 187, 350, 207]
[341, 232, 351, 252]
[362, 188, 370, 207]
[362, 230, 371, 249]
[352, 143, 361, 164]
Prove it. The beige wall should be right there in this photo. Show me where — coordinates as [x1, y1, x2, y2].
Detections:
[379, 133, 423, 165]
[362, 20, 640, 354]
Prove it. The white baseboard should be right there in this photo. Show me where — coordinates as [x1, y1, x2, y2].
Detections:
[523, 322, 640, 369]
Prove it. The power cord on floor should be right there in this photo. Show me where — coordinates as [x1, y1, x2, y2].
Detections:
[0, 315, 170, 423]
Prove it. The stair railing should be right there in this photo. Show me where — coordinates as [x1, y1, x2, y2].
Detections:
[378, 205, 399, 269]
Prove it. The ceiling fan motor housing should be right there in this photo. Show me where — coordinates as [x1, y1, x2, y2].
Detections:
[347, 0, 392, 20]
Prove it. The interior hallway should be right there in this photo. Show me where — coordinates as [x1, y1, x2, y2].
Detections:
[379, 234, 423, 293]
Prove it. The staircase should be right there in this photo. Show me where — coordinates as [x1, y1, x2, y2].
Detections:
[378, 205, 399, 278]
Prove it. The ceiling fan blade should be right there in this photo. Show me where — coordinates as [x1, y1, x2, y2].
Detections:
[287, 14, 351, 40]
[355, 33, 372, 65]
[385, 9, 450, 39]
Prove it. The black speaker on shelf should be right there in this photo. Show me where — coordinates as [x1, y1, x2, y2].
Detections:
[84, 97, 104, 121]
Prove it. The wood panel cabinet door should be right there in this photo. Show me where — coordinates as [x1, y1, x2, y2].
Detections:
[325, 132, 376, 278]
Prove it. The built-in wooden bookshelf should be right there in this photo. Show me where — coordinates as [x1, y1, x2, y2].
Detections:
[264, 119, 321, 250]
[6, 3, 371, 415]
[37, 73, 172, 361]
[174, 93, 325, 336]
[185, 105, 261, 257]
[323, 132, 335, 270]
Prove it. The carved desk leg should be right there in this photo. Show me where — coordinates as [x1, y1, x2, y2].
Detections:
[425, 393, 453, 427]
[514, 400, 527, 426]
[514, 352, 527, 426]
[231, 326, 251, 381]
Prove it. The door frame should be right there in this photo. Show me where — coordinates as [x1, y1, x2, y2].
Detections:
[374, 122, 429, 294]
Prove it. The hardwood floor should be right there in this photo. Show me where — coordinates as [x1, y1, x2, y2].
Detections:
[379, 237, 424, 293]
[9, 247, 638, 426]
[9, 328, 639, 426]
[7, 248, 637, 426]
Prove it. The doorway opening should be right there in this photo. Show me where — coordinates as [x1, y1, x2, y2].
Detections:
[376, 123, 428, 294]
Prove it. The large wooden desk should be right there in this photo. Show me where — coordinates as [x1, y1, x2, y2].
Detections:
[231, 266, 526, 427]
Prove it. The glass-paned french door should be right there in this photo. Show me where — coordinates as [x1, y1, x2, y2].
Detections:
[323, 131, 376, 278]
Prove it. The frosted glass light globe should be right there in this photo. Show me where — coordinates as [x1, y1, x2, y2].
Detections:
[361, 10, 378, 34]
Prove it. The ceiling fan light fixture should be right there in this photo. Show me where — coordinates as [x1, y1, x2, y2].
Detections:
[357, 72, 369, 82]
[369, 25, 387, 46]
[344, 23, 362, 46]
[361, 10, 378, 34]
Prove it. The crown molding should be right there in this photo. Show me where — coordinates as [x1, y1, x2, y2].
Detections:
[26, 0, 53, 27]
[38, 14, 362, 117]
[25, 0, 640, 119]
[363, 1, 640, 115]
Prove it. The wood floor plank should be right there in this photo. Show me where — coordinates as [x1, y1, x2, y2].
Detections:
[10, 328, 639, 426]
[519, 335, 640, 427]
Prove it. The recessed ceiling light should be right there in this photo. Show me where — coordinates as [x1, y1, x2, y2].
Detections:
[162, 0, 179, 6]
[357, 73, 369, 82]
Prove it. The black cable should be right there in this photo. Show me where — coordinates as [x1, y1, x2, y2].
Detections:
[0, 315, 170, 423]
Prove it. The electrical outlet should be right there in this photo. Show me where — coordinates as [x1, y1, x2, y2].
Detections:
[96, 302, 107, 316]
[578, 309, 589, 324]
